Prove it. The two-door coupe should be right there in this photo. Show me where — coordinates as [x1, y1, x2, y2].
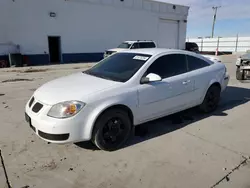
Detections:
[25, 49, 229, 151]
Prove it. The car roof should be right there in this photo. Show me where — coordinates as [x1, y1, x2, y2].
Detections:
[116, 48, 214, 65]
[119, 48, 187, 56]
[124, 40, 155, 44]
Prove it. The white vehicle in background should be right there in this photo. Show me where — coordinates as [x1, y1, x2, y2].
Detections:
[236, 52, 250, 80]
[25, 49, 229, 151]
[103, 40, 156, 58]
[202, 54, 222, 63]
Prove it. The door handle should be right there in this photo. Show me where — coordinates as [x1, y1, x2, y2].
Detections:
[182, 80, 191, 85]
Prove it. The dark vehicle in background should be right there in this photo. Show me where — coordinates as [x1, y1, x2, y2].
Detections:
[185, 42, 199, 53]
[236, 52, 250, 80]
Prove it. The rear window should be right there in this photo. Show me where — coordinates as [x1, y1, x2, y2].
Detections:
[139, 42, 156, 48]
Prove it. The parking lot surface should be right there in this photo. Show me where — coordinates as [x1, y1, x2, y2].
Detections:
[0, 56, 250, 188]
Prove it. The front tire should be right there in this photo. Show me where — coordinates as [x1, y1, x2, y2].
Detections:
[92, 109, 132, 151]
[236, 67, 244, 80]
[200, 85, 221, 113]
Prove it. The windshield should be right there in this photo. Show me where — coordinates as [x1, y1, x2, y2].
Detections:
[117, 42, 132, 49]
[84, 53, 152, 82]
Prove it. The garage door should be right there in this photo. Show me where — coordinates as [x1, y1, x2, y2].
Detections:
[157, 19, 179, 49]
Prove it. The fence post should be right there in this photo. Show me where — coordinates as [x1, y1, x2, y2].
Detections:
[216, 37, 220, 55]
[235, 34, 239, 52]
[201, 38, 203, 52]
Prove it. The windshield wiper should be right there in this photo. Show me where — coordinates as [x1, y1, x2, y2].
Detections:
[84, 71, 120, 82]
[95, 74, 119, 81]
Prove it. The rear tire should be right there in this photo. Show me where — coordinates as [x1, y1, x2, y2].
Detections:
[92, 109, 132, 151]
[236, 67, 244, 80]
[200, 85, 221, 113]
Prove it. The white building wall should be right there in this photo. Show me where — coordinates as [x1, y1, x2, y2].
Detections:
[0, 0, 188, 64]
[0, 0, 17, 55]
[178, 20, 187, 50]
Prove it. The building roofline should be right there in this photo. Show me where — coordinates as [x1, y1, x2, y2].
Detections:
[148, 0, 190, 9]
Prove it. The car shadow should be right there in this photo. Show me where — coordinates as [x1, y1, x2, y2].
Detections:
[75, 86, 250, 151]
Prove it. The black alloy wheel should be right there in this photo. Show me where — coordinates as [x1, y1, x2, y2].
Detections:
[92, 109, 132, 151]
[200, 85, 221, 113]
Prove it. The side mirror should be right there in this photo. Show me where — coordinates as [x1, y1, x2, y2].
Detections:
[141, 73, 162, 84]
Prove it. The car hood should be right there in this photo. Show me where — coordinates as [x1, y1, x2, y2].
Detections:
[34, 72, 120, 105]
[241, 53, 250, 60]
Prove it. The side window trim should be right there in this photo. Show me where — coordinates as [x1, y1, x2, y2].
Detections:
[137, 42, 141, 48]
[185, 54, 190, 72]
[184, 54, 189, 73]
[131, 43, 138, 49]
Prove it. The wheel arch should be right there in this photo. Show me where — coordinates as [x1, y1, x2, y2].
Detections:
[200, 80, 222, 103]
[209, 81, 221, 91]
[97, 104, 134, 125]
[86, 103, 135, 140]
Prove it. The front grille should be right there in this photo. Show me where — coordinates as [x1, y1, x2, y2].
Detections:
[32, 102, 43, 113]
[29, 97, 34, 107]
[38, 131, 69, 141]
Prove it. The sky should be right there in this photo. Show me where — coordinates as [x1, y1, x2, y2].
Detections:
[159, 0, 250, 38]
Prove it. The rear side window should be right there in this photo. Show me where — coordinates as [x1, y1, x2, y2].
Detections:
[146, 54, 187, 79]
[186, 55, 210, 71]
[131, 43, 140, 49]
[139, 42, 156, 48]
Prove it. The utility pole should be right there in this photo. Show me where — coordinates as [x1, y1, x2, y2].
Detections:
[211, 6, 221, 38]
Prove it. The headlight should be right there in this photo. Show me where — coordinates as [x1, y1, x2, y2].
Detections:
[236, 58, 241, 66]
[48, 101, 85, 118]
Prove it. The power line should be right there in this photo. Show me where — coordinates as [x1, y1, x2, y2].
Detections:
[211, 6, 221, 38]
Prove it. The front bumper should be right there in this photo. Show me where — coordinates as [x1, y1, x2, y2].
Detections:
[25, 113, 70, 141]
[25, 97, 93, 143]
